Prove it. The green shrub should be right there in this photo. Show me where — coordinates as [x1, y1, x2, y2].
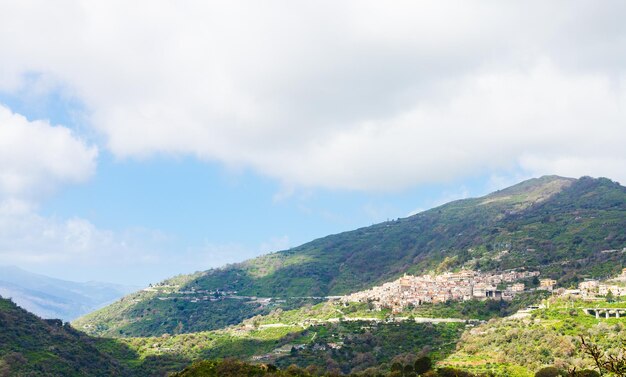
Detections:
[535, 366, 564, 377]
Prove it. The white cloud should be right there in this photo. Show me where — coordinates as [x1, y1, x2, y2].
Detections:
[0, 100, 291, 283]
[273, 62, 626, 189]
[0, 209, 164, 265]
[0, 205, 180, 284]
[0, 1, 625, 190]
[0, 104, 97, 202]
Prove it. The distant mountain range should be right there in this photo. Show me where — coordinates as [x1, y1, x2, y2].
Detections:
[0, 266, 138, 321]
[74, 175, 626, 337]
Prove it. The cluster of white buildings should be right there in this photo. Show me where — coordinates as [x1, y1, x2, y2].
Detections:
[341, 269, 540, 311]
[574, 269, 626, 298]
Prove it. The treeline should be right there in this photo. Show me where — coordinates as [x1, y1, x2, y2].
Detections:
[169, 358, 604, 377]
[170, 358, 609, 377]
[170, 356, 436, 377]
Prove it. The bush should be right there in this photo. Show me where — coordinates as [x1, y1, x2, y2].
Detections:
[535, 366, 564, 377]
[414, 356, 432, 374]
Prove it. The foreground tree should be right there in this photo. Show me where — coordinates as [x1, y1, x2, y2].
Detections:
[581, 336, 626, 376]
[414, 356, 432, 375]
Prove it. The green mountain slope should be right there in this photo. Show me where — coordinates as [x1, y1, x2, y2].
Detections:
[0, 297, 131, 376]
[74, 176, 626, 337]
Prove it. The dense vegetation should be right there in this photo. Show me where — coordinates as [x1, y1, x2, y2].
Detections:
[10, 291, 626, 377]
[0, 297, 130, 376]
[77, 291, 274, 337]
[168, 357, 602, 377]
[442, 297, 626, 376]
[77, 176, 626, 338]
[271, 321, 464, 374]
[0, 294, 470, 376]
[169, 357, 446, 377]
[116, 318, 463, 375]
[92, 293, 541, 375]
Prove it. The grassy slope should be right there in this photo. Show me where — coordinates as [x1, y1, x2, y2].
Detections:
[75, 176, 626, 337]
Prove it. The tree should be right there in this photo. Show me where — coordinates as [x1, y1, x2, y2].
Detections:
[581, 335, 626, 376]
[606, 290, 615, 303]
[404, 364, 415, 376]
[391, 362, 403, 373]
[414, 356, 432, 374]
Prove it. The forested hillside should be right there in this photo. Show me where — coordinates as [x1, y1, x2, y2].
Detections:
[0, 297, 130, 376]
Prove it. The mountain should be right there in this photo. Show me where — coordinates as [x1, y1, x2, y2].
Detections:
[0, 266, 138, 321]
[0, 296, 131, 376]
[74, 176, 626, 337]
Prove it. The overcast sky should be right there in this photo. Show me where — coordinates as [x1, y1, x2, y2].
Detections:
[0, 1, 625, 285]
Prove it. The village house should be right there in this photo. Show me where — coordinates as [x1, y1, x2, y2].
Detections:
[578, 280, 599, 297]
[598, 284, 626, 297]
[538, 279, 557, 291]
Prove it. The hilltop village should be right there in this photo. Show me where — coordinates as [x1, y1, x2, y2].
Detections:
[340, 269, 543, 311]
[340, 267, 626, 312]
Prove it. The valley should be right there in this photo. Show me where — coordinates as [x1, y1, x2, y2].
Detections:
[3, 176, 626, 376]
[3, 1, 625, 375]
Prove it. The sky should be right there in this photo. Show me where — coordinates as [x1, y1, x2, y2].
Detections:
[0, 1, 625, 286]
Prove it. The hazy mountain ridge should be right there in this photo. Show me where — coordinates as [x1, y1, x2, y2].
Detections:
[74, 176, 626, 337]
[0, 266, 138, 321]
